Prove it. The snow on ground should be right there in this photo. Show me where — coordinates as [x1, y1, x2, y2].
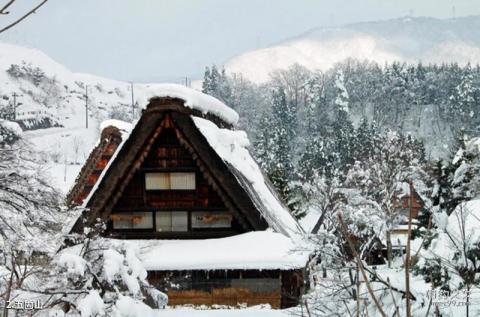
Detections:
[154, 307, 292, 317]
[24, 126, 99, 194]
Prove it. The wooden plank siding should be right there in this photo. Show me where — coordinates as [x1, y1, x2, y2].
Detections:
[147, 269, 305, 309]
[167, 288, 281, 308]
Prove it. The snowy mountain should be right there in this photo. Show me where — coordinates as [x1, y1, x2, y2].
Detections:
[226, 16, 480, 83]
[0, 42, 195, 193]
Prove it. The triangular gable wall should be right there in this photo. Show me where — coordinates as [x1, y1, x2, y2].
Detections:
[108, 114, 255, 234]
[73, 99, 268, 235]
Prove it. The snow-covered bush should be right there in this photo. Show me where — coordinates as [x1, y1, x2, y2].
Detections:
[108, 103, 133, 123]
[450, 137, 480, 205]
[0, 119, 22, 145]
[416, 199, 480, 316]
[33, 237, 167, 316]
[7, 62, 47, 87]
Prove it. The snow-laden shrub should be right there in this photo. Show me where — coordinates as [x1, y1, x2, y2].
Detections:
[36, 238, 168, 316]
[7, 62, 47, 87]
[0, 119, 22, 145]
[415, 199, 480, 316]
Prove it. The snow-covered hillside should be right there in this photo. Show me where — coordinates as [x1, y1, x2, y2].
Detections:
[0, 42, 204, 194]
[226, 16, 480, 83]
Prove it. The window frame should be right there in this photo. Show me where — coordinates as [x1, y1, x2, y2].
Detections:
[111, 211, 154, 230]
[145, 172, 196, 190]
[155, 211, 189, 232]
[110, 210, 234, 234]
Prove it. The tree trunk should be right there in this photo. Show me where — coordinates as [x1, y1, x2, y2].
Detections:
[405, 181, 414, 317]
[2, 257, 15, 317]
[386, 230, 393, 268]
[466, 283, 470, 317]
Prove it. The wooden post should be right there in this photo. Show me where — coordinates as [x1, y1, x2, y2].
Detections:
[404, 181, 414, 317]
[2, 254, 15, 317]
[11, 92, 21, 121]
[356, 262, 360, 317]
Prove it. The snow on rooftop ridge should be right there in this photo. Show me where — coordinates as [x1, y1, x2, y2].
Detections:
[139, 83, 239, 125]
[100, 119, 133, 133]
[191, 116, 304, 238]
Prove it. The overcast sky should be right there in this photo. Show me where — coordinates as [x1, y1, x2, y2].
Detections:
[1, 0, 478, 82]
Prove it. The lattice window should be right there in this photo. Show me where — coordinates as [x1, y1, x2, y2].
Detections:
[156, 211, 188, 232]
[111, 212, 153, 229]
[145, 172, 195, 190]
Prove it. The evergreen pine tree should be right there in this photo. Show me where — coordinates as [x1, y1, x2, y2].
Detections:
[331, 69, 355, 171]
[202, 67, 212, 94]
[253, 112, 275, 172]
[449, 63, 478, 130]
[352, 117, 374, 161]
[268, 87, 295, 202]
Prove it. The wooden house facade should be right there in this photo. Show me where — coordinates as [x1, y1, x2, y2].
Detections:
[68, 87, 308, 309]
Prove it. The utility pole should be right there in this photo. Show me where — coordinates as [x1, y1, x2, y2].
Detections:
[130, 81, 135, 121]
[405, 180, 414, 317]
[185, 76, 189, 87]
[85, 85, 89, 129]
[11, 92, 22, 121]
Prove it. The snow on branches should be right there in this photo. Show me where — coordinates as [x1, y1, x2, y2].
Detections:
[0, 120, 65, 253]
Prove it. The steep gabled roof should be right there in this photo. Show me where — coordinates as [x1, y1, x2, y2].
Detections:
[192, 117, 304, 237]
[66, 120, 132, 206]
[69, 85, 303, 237]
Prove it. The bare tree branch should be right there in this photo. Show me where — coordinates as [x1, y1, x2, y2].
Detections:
[0, 0, 15, 15]
[338, 213, 387, 317]
[0, 0, 48, 34]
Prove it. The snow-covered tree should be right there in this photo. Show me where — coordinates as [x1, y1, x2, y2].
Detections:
[334, 69, 349, 114]
[0, 120, 69, 316]
[268, 87, 296, 202]
[449, 63, 478, 129]
[0, 120, 64, 252]
[417, 200, 480, 317]
[253, 111, 276, 173]
[344, 130, 429, 267]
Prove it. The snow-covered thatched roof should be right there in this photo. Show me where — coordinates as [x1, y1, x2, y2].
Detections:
[137, 84, 239, 125]
[192, 116, 304, 237]
[71, 85, 303, 238]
